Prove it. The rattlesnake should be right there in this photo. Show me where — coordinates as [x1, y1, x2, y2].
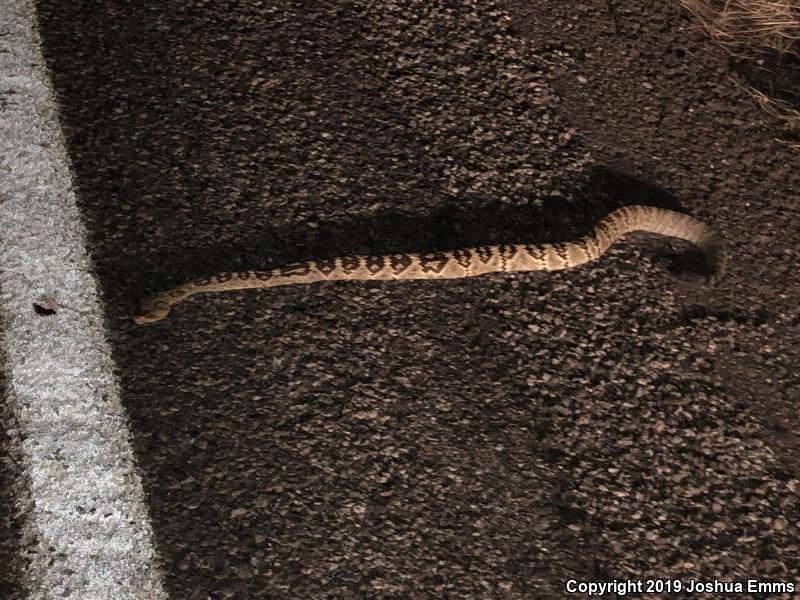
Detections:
[133, 205, 724, 324]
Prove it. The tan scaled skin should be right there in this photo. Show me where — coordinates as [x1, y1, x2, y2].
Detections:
[133, 205, 725, 324]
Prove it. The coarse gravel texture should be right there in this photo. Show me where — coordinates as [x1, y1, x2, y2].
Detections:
[7, 0, 797, 598]
[0, 375, 26, 600]
[1, 1, 167, 597]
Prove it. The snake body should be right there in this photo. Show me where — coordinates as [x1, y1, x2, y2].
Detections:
[133, 205, 724, 324]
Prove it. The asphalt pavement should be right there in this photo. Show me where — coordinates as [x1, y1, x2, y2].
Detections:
[2, 0, 797, 598]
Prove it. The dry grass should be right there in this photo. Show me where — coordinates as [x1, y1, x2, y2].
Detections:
[731, 75, 800, 137]
[679, 0, 799, 57]
[680, 0, 800, 138]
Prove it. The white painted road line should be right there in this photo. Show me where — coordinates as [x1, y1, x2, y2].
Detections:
[0, 1, 167, 599]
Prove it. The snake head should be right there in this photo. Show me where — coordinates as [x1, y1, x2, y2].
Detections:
[132, 298, 172, 324]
